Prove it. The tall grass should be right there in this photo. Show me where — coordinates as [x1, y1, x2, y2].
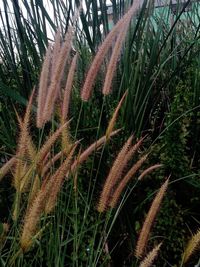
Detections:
[119, 0, 200, 135]
[0, 0, 200, 266]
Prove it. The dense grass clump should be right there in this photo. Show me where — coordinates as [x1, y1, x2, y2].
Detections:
[0, 0, 200, 266]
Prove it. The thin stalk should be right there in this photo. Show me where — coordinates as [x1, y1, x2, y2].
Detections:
[12, 191, 21, 222]
[76, 97, 106, 261]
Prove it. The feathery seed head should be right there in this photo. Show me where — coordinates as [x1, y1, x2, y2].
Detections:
[138, 164, 163, 181]
[20, 181, 51, 252]
[139, 243, 162, 267]
[36, 121, 70, 174]
[109, 154, 148, 208]
[106, 91, 127, 139]
[97, 135, 134, 213]
[43, 26, 74, 123]
[0, 157, 16, 182]
[37, 44, 52, 128]
[44, 143, 78, 214]
[81, 0, 141, 101]
[62, 53, 78, 120]
[182, 228, 200, 263]
[135, 178, 169, 258]
[14, 89, 35, 191]
[51, 29, 61, 72]
[71, 129, 121, 172]
[102, 0, 141, 95]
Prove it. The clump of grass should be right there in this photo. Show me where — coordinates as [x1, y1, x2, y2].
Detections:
[2, 1, 199, 265]
[0, 21, 128, 253]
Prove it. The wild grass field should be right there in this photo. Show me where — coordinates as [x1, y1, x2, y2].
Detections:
[0, 0, 200, 266]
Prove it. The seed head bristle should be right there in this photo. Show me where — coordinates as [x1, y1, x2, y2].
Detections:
[182, 228, 200, 263]
[102, 0, 141, 95]
[43, 26, 74, 123]
[14, 89, 35, 191]
[97, 135, 133, 213]
[109, 154, 148, 208]
[27, 174, 41, 210]
[102, 26, 129, 95]
[16, 111, 37, 160]
[135, 178, 169, 258]
[106, 91, 127, 139]
[36, 121, 70, 173]
[71, 129, 121, 172]
[139, 243, 162, 267]
[126, 136, 146, 161]
[62, 53, 78, 120]
[19, 163, 36, 193]
[44, 144, 77, 214]
[138, 164, 163, 181]
[61, 123, 72, 154]
[41, 151, 63, 177]
[37, 44, 52, 128]
[0, 157, 16, 182]
[81, 0, 141, 101]
[20, 179, 51, 252]
[51, 29, 61, 74]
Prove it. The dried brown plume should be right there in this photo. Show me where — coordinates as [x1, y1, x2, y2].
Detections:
[37, 44, 52, 128]
[14, 89, 35, 191]
[20, 179, 51, 252]
[138, 164, 163, 181]
[135, 178, 169, 258]
[62, 53, 78, 120]
[106, 91, 127, 139]
[97, 135, 134, 212]
[71, 129, 121, 172]
[139, 243, 162, 267]
[44, 143, 77, 213]
[0, 157, 16, 182]
[43, 27, 74, 123]
[109, 154, 148, 208]
[81, 0, 141, 101]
